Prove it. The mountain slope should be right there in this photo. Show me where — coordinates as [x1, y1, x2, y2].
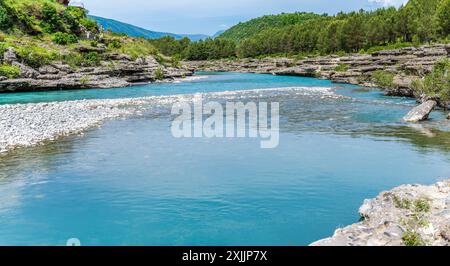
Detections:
[90, 16, 208, 41]
[218, 12, 321, 41]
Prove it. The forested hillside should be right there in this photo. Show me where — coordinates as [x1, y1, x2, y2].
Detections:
[90, 16, 208, 41]
[218, 12, 321, 41]
[0, 0, 167, 80]
[150, 0, 449, 60]
[235, 0, 450, 57]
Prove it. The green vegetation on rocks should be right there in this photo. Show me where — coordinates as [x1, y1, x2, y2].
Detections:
[394, 196, 432, 246]
[0, 64, 20, 78]
[0, 0, 161, 74]
[372, 70, 396, 89]
[412, 59, 450, 106]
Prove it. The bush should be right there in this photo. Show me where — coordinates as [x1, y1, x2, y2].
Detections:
[0, 64, 20, 78]
[412, 59, 450, 105]
[63, 6, 87, 33]
[83, 52, 100, 66]
[372, 70, 396, 88]
[52, 32, 78, 45]
[155, 67, 164, 80]
[107, 39, 122, 50]
[334, 63, 349, 72]
[0, 5, 11, 30]
[40, 3, 63, 33]
[402, 230, 425, 246]
[80, 18, 99, 33]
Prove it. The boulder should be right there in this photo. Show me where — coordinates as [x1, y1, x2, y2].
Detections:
[38, 65, 60, 75]
[12, 62, 39, 79]
[3, 47, 17, 64]
[403, 100, 437, 122]
[447, 113, 450, 120]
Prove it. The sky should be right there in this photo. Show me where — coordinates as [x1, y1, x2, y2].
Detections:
[77, 0, 409, 36]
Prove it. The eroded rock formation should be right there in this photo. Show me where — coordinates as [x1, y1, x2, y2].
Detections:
[311, 179, 450, 246]
[0, 48, 193, 92]
[185, 44, 450, 98]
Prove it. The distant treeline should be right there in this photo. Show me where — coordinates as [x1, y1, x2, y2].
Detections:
[150, 0, 449, 60]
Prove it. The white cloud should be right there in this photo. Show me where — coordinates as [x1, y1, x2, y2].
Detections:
[369, 0, 409, 7]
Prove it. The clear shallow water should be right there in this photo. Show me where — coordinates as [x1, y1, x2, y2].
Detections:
[0, 72, 335, 105]
[0, 72, 450, 246]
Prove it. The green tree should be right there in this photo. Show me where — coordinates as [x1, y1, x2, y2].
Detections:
[436, 0, 450, 37]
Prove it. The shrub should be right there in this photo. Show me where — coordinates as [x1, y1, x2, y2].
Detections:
[107, 39, 122, 50]
[372, 70, 396, 88]
[63, 6, 87, 33]
[83, 52, 100, 66]
[40, 3, 63, 33]
[334, 63, 349, 72]
[402, 230, 425, 246]
[52, 32, 78, 45]
[0, 41, 8, 55]
[413, 198, 431, 213]
[80, 18, 99, 33]
[155, 67, 164, 80]
[0, 64, 20, 78]
[412, 59, 450, 105]
[0, 5, 11, 30]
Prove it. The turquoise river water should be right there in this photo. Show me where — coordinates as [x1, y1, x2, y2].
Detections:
[0, 72, 449, 245]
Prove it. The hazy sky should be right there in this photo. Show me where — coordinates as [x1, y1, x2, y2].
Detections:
[78, 0, 409, 35]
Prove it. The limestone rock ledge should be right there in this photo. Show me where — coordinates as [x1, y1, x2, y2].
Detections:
[185, 44, 450, 98]
[311, 179, 450, 246]
[0, 52, 193, 92]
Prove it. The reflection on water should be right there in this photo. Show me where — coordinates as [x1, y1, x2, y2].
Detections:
[0, 73, 449, 246]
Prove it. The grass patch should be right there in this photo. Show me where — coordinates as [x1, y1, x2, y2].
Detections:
[16, 44, 58, 68]
[394, 195, 431, 246]
[372, 70, 396, 89]
[334, 63, 349, 72]
[0, 64, 20, 78]
[402, 230, 426, 246]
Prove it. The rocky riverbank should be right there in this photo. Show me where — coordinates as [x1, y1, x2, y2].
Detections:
[311, 179, 450, 246]
[185, 44, 450, 98]
[0, 98, 143, 153]
[0, 47, 193, 92]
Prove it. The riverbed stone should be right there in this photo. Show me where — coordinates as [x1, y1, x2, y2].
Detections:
[403, 100, 437, 122]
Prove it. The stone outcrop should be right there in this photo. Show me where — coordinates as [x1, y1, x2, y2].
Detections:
[403, 100, 437, 122]
[3, 47, 17, 64]
[184, 44, 450, 98]
[311, 179, 450, 246]
[0, 48, 193, 92]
